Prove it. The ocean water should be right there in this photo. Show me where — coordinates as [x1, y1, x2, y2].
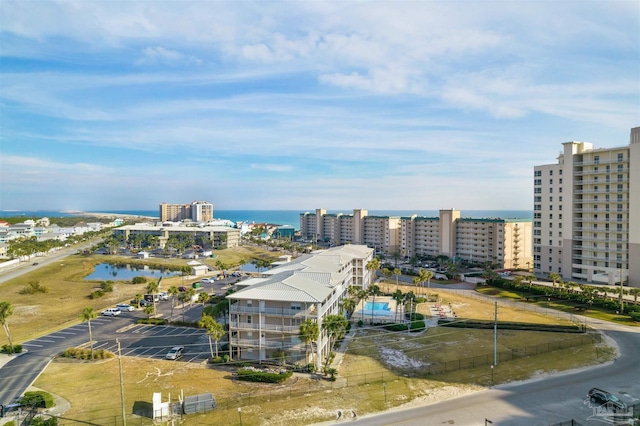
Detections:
[1, 209, 533, 230]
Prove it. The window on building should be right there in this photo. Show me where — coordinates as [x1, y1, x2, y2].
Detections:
[594, 155, 599, 164]
[549, 214, 553, 219]
[618, 164, 623, 171]
[559, 178, 563, 184]
[246, 300, 252, 307]
[549, 179, 553, 184]
[559, 187, 563, 193]
[549, 196, 553, 202]
[247, 316, 252, 324]
[559, 205, 562, 210]
[559, 169, 563, 175]
[550, 170, 553, 176]
[618, 153, 624, 161]
[535, 170, 542, 177]
[549, 231, 553, 237]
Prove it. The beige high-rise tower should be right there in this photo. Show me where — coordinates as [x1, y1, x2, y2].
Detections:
[533, 127, 639, 287]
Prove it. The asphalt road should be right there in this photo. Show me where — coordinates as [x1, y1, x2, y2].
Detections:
[330, 312, 640, 425]
[0, 305, 213, 407]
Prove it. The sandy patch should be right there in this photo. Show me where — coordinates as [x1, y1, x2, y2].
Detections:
[378, 345, 426, 369]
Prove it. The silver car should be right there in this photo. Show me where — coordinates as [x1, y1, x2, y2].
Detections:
[165, 346, 184, 360]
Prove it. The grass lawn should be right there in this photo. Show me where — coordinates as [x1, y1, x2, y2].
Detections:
[476, 286, 639, 327]
[0, 246, 281, 343]
[30, 288, 616, 426]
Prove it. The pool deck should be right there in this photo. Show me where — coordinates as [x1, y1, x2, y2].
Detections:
[353, 296, 402, 324]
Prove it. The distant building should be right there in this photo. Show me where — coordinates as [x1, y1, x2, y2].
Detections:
[533, 126, 639, 287]
[113, 223, 239, 249]
[274, 225, 296, 240]
[301, 208, 532, 269]
[159, 201, 213, 222]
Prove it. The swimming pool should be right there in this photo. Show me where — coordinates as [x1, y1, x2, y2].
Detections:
[364, 302, 391, 312]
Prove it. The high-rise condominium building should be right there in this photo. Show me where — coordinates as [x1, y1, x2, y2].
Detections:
[301, 208, 532, 269]
[159, 201, 213, 222]
[533, 127, 639, 287]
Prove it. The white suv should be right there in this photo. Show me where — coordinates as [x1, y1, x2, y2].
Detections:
[101, 308, 121, 317]
[165, 346, 184, 360]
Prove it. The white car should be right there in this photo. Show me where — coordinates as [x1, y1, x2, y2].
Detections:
[165, 346, 184, 360]
[200, 277, 216, 284]
[101, 308, 121, 317]
[116, 303, 135, 312]
[158, 292, 169, 301]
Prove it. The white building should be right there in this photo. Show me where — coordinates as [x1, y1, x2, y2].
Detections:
[227, 245, 374, 367]
[533, 126, 640, 287]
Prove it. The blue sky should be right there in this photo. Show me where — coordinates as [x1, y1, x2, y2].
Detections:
[1, 1, 638, 211]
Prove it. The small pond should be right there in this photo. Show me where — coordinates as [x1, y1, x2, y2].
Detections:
[239, 263, 261, 273]
[84, 263, 183, 281]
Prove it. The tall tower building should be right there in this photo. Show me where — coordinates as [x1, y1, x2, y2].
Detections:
[533, 127, 639, 287]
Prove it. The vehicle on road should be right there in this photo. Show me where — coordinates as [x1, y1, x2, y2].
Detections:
[200, 277, 215, 284]
[191, 282, 201, 289]
[32, 263, 39, 266]
[165, 346, 184, 360]
[178, 286, 188, 292]
[101, 308, 121, 317]
[587, 388, 627, 411]
[116, 303, 135, 312]
[158, 292, 169, 301]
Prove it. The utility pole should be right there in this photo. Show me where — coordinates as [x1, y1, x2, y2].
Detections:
[619, 266, 624, 314]
[493, 301, 498, 366]
[117, 339, 127, 426]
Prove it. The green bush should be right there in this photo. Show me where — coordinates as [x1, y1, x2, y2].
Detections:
[29, 418, 58, 426]
[629, 312, 640, 322]
[137, 318, 167, 325]
[61, 347, 114, 360]
[236, 368, 292, 383]
[100, 281, 114, 292]
[19, 281, 48, 295]
[1, 344, 22, 353]
[19, 390, 54, 408]
[132, 276, 148, 284]
[89, 290, 105, 299]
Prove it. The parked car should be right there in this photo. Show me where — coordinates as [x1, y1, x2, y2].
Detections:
[165, 346, 184, 360]
[200, 277, 215, 284]
[178, 286, 188, 292]
[191, 282, 201, 289]
[101, 308, 121, 317]
[158, 292, 169, 301]
[587, 388, 627, 411]
[116, 303, 135, 312]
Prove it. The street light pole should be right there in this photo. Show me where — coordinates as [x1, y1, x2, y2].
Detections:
[485, 419, 493, 425]
[238, 407, 242, 426]
[490, 364, 494, 386]
[383, 382, 387, 403]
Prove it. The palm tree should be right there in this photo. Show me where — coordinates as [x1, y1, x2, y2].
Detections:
[393, 268, 401, 292]
[133, 293, 143, 308]
[198, 292, 210, 307]
[366, 258, 381, 284]
[323, 314, 348, 350]
[549, 272, 561, 290]
[357, 290, 369, 321]
[81, 307, 97, 360]
[339, 298, 356, 317]
[0, 301, 15, 353]
[299, 319, 319, 368]
[526, 274, 536, 289]
[404, 291, 416, 330]
[146, 281, 160, 318]
[368, 284, 381, 324]
[199, 314, 225, 360]
[167, 286, 179, 321]
[415, 268, 432, 299]
[382, 268, 392, 293]
[391, 290, 404, 322]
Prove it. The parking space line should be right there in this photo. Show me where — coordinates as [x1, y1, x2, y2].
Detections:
[55, 331, 77, 335]
[22, 343, 43, 347]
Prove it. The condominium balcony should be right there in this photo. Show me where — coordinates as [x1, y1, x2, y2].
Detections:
[229, 338, 301, 349]
[230, 321, 300, 333]
[230, 305, 315, 317]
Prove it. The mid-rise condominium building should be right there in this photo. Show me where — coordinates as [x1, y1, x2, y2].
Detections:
[533, 126, 639, 287]
[159, 201, 213, 222]
[226, 245, 375, 367]
[113, 223, 239, 249]
[301, 209, 532, 269]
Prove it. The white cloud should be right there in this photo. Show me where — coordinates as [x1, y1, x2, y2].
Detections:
[135, 46, 202, 66]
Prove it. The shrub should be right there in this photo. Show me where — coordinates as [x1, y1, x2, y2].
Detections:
[137, 318, 167, 325]
[61, 347, 114, 360]
[19, 281, 48, 295]
[100, 281, 114, 292]
[236, 368, 292, 383]
[29, 418, 58, 426]
[132, 276, 148, 284]
[629, 312, 640, 322]
[19, 390, 54, 408]
[89, 290, 105, 299]
[1, 344, 22, 354]
[209, 356, 225, 364]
